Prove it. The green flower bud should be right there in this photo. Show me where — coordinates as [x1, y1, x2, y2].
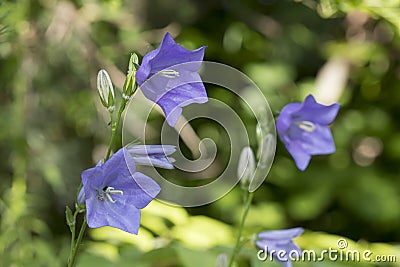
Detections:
[128, 52, 139, 73]
[65, 206, 75, 232]
[238, 146, 256, 190]
[256, 109, 272, 145]
[123, 53, 139, 98]
[215, 253, 228, 267]
[97, 69, 115, 109]
[249, 134, 276, 192]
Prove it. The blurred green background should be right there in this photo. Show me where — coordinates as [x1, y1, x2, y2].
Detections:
[1, 0, 400, 266]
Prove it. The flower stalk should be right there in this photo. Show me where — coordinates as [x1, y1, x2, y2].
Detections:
[67, 205, 86, 267]
[105, 96, 128, 161]
[227, 190, 254, 267]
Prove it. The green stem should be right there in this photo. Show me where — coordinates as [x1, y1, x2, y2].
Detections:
[69, 211, 77, 261]
[228, 191, 254, 267]
[68, 215, 87, 267]
[105, 99, 127, 161]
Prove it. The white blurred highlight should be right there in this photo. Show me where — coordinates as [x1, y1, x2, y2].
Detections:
[314, 58, 350, 105]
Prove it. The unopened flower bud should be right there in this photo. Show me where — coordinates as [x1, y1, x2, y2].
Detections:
[123, 53, 139, 97]
[128, 52, 139, 73]
[77, 187, 85, 205]
[256, 109, 272, 146]
[249, 134, 276, 192]
[215, 253, 228, 267]
[65, 206, 75, 228]
[238, 146, 256, 189]
[97, 69, 115, 109]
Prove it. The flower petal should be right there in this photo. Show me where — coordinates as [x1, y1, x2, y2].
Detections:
[136, 33, 208, 127]
[140, 69, 205, 102]
[136, 32, 206, 85]
[281, 241, 302, 257]
[157, 82, 208, 126]
[147, 33, 205, 74]
[86, 198, 142, 234]
[256, 228, 303, 267]
[135, 33, 174, 85]
[276, 103, 302, 135]
[120, 172, 161, 209]
[133, 156, 175, 169]
[293, 95, 340, 125]
[298, 124, 336, 155]
[127, 145, 177, 156]
[283, 140, 311, 171]
[255, 240, 295, 267]
[77, 187, 85, 204]
[81, 167, 103, 200]
[258, 227, 304, 240]
[90, 148, 137, 187]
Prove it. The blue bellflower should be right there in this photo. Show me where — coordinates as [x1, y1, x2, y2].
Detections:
[136, 32, 208, 126]
[276, 94, 340, 171]
[256, 227, 304, 267]
[81, 148, 161, 234]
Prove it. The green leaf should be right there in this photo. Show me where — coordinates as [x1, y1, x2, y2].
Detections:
[76, 253, 113, 267]
[174, 244, 219, 267]
[171, 216, 234, 249]
[141, 246, 181, 266]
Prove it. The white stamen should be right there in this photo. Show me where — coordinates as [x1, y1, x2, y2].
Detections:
[297, 121, 316, 132]
[97, 186, 123, 203]
[105, 186, 124, 195]
[159, 69, 180, 78]
[106, 193, 117, 203]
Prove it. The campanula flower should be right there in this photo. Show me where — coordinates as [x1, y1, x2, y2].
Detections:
[81, 148, 160, 234]
[276, 94, 340, 171]
[127, 145, 176, 169]
[256, 227, 304, 267]
[136, 32, 208, 126]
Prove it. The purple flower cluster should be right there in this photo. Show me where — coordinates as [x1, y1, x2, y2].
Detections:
[78, 34, 340, 262]
[79, 33, 208, 234]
